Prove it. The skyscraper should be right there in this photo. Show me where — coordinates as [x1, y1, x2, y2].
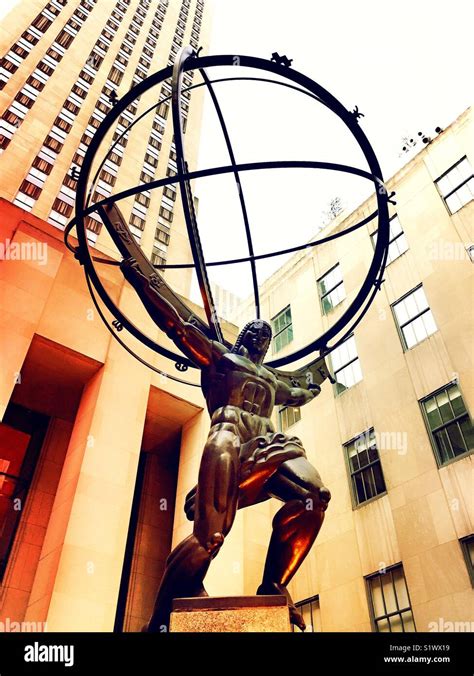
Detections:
[0, 0, 210, 294]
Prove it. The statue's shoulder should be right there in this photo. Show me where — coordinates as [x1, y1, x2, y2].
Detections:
[210, 340, 230, 361]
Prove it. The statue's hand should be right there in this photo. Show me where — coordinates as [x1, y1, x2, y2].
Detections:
[308, 383, 322, 395]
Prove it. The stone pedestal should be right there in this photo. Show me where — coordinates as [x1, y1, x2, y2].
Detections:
[170, 595, 291, 632]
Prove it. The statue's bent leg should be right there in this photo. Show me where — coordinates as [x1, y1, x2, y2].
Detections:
[145, 423, 240, 632]
[257, 456, 331, 630]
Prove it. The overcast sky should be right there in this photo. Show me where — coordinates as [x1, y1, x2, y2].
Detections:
[1, 0, 472, 304]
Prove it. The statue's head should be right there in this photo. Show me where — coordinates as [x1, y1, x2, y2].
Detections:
[232, 319, 272, 364]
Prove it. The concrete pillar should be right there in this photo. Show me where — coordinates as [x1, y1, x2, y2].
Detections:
[0, 209, 63, 420]
[26, 324, 152, 631]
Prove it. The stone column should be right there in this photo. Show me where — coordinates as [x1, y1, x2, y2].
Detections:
[25, 288, 153, 631]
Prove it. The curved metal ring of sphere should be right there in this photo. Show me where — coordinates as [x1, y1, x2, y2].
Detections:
[70, 52, 390, 383]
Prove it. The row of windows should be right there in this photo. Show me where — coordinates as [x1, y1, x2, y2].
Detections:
[292, 280, 440, 394]
[280, 380, 473, 474]
[315, 163, 472, 316]
[272, 161, 473, 355]
[296, 540, 474, 632]
[123, 2, 172, 245]
[0, 0, 67, 90]
[0, 0, 98, 152]
[49, 0, 164, 235]
[15, 1, 128, 216]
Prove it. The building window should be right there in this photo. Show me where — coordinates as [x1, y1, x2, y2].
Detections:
[136, 193, 150, 208]
[460, 535, 474, 587]
[159, 206, 173, 222]
[109, 66, 123, 85]
[54, 116, 72, 133]
[163, 186, 175, 201]
[129, 213, 145, 230]
[278, 406, 301, 433]
[344, 429, 386, 506]
[140, 171, 153, 184]
[32, 156, 53, 175]
[155, 228, 170, 245]
[435, 156, 474, 214]
[317, 263, 345, 315]
[366, 565, 416, 632]
[56, 29, 74, 49]
[329, 335, 363, 394]
[271, 306, 293, 353]
[151, 251, 166, 267]
[157, 101, 169, 118]
[371, 215, 409, 265]
[17, 180, 42, 200]
[293, 596, 321, 633]
[51, 198, 73, 218]
[420, 382, 473, 466]
[99, 170, 116, 186]
[392, 285, 437, 350]
[44, 135, 63, 152]
[144, 152, 158, 168]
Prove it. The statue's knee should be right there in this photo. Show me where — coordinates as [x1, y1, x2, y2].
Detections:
[205, 531, 224, 558]
[304, 486, 331, 513]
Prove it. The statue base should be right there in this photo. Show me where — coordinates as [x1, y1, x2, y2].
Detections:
[170, 595, 291, 632]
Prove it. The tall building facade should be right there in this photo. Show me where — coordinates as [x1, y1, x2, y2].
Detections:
[0, 0, 210, 296]
[0, 1, 472, 629]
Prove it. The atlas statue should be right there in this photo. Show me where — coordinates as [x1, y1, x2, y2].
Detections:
[69, 48, 390, 633]
[107, 205, 331, 631]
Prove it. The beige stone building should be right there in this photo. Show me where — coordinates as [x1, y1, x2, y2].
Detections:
[0, 0, 472, 634]
[232, 106, 474, 632]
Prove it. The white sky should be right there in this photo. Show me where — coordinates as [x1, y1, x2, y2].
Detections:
[193, 0, 474, 302]
[0, 0, 21, 22]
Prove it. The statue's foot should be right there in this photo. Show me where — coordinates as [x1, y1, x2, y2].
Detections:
[189, 583, 209, 598]
[257, 581, 306, 631]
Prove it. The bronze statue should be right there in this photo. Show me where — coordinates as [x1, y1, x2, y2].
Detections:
[105, 204, 331, 631]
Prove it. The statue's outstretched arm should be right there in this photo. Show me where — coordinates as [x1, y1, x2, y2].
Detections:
[120, 256, 213, 368]
[101, 202, 214, 367]
[275, 379, 318, 407]
[270, 354, 330, 408]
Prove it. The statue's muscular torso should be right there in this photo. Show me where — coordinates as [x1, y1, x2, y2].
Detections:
[201, 345, 278, 441]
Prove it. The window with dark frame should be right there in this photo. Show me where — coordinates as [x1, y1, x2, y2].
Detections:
[344, 429, 386, 506]
[278, 406, 301, 433]
[370, 214, 409, 265]
[155, 228, 170, 245]
[159, 206, 173, 222]
[435, 156, 474, 214]
[51, 198, 73, 218]
[460, 535, 474, 587]
[271, 306, 293, 353]
[292, 595, 321, 632]
[18, 180, 42, 200]
[391, 285, 437, 350]
[328, 334, 363, 394]
[317, 263, 346, 315]
[420, 382, 473, 466]
[366, 564, 416, 632]
[136, 192, 150, 208]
